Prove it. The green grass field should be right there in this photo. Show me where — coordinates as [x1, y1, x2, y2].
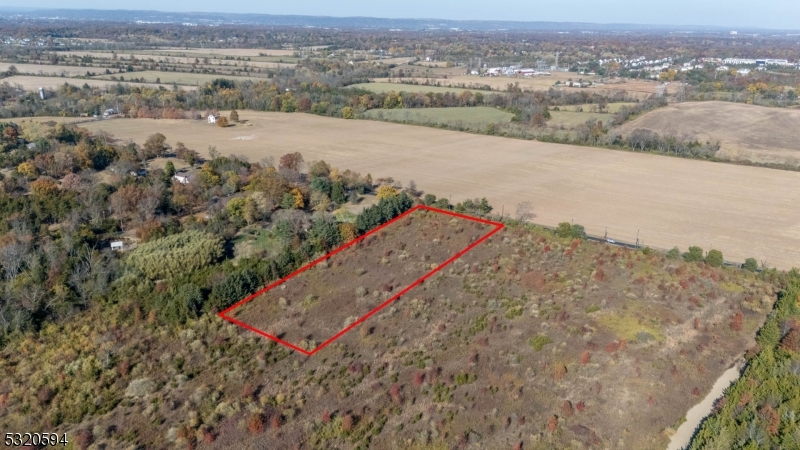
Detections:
[349, 82, 490, 95]
[362, 107, 514, 128]
[92, 70, 267, 86]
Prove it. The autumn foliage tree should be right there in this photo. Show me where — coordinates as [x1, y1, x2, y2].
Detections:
[30, 177, 59, 197]
[279, 152, 304, 171]
[17, 161, 36, 178]
[546, 415, 558, 432]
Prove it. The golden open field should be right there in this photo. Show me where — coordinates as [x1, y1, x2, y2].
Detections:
[68, 111, 800, 269]
[0, 63, 109, 77]
[153, 48, 297, 56]
[617, 101, 800, 166]
[52, 51, 297, 69]
[3, 75, 197, 91]
[92, 70, 266, 86]
[370, 74, 661, 99]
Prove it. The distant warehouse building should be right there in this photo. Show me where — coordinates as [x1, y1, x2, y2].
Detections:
[723, 58, 791, 66]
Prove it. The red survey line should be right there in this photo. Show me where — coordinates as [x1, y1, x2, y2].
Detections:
[219, 204, 504, 355]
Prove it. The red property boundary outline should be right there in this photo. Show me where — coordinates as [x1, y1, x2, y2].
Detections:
[219, 205, 504, 356]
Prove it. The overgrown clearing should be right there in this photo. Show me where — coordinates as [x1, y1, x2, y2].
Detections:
[617, 101, 800, 167]
[362, 106, 514, 129]
[0, 221, 775, 449]
[226, 208, 498, 353]
[76, 112, 800, 269]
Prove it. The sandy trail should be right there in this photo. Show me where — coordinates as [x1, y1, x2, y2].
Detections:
[667, 360, 744, 450]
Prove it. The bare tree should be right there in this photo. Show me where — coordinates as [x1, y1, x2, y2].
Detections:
[516, 201, 536, 222]
[260, 156, 275, 168]
[0, 241, 28, 282]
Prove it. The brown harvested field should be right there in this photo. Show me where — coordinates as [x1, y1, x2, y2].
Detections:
[74, 111, 800, 269]
[3, 75, 197, 91]
[617, 101, 800, 166]
[0, 62, 112, 77]
[153, 47, 297, 56]
[228, 208, 496, 352]
[371, 74, 660, 99]
[51, 51, 297, 69]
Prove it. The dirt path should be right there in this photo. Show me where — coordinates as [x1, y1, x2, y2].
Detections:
[667, 360, 744, 450]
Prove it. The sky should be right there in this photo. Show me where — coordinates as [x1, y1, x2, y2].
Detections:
[3, 1, 800, 30]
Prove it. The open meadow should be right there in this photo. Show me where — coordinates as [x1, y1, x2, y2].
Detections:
[72, 111, 800, 270]
[348, 82, 489, 95]
[617, 101, 800, 166]
[362, 106, 514, 128]
[2, 75, 198, 91]
[366, 75, 662, 100]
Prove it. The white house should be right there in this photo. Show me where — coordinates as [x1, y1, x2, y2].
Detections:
[173, 173, 192, 184]
[207, 114, 220, 124]
[110, 241, 124, 251]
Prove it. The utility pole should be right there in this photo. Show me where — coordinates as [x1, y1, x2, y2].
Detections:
[636, 229, 640, 248]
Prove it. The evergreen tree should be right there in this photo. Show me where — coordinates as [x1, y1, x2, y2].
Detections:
[331, 181, 346, 204]
[164, 161, 176, 178]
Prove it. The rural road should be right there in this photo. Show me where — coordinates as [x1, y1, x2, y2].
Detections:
[77, 112, 800, 270]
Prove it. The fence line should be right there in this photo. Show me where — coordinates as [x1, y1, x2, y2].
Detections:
[486, 214, 753, 270]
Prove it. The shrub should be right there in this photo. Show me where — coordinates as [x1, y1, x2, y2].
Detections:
[743, 257, 758, 272]
[216, 116, 229, 127]
[556, 222, 585, 239]
[706, 249, 723, 267]
[376, 184, 398, 200]
[730, 311, 743, 332]
[683, 246, 704, 262]
[666, 247, 681, 259]
[230, 110, 239, 122]
[126, 230, 224, 279]
[247, 413, 264, 433]
[529, 334, 553, 351]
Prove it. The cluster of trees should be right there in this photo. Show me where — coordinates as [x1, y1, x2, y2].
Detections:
[0, 117, 446, 341]
[690, 270, 800, 449]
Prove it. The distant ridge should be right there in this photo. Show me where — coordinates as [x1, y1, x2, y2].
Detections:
[0, 7, 790, 33]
